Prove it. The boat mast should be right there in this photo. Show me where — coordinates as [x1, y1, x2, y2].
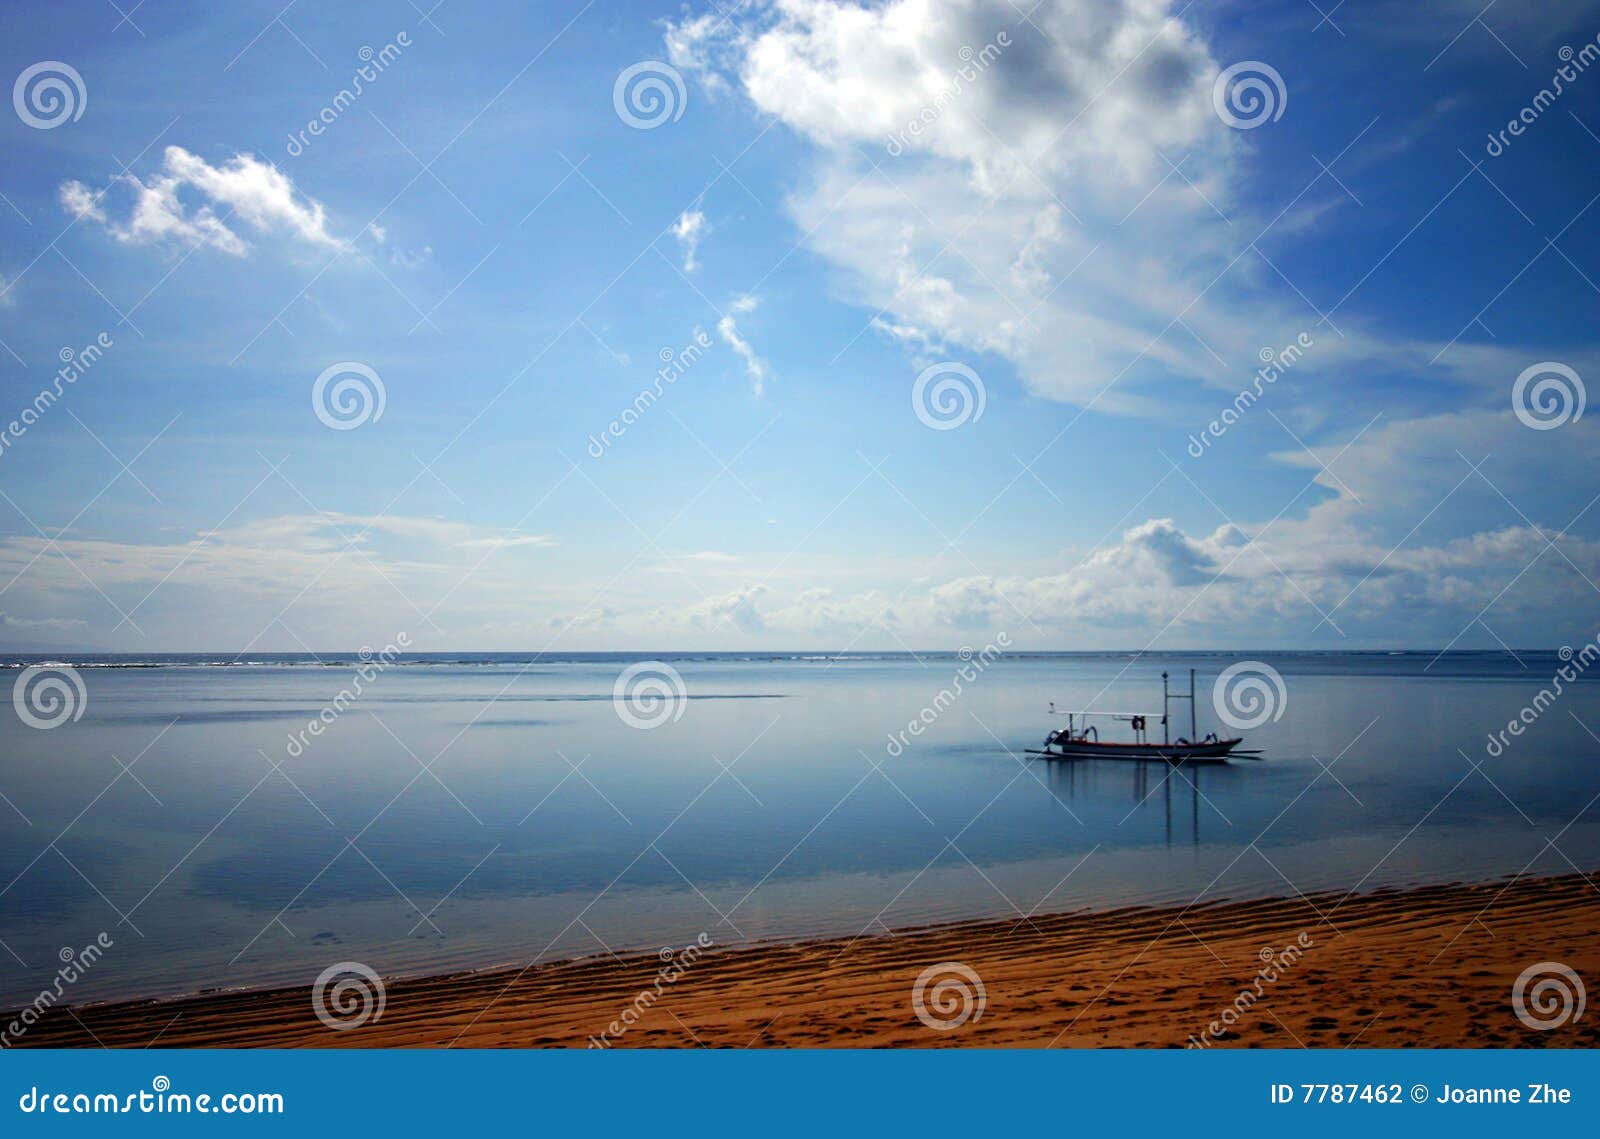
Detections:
[1162, 671, 1170, 745]
[1162, 669, 1198, 742]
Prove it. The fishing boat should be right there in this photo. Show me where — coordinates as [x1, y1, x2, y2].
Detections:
[1025, 669, 1261, 764]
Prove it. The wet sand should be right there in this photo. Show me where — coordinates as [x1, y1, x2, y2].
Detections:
[12, 871, 1599, 1048]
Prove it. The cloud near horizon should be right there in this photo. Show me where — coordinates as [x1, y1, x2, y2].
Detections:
[4, 472, 1595, 650]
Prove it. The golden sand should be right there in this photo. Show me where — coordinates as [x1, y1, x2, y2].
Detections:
[15, 871, 1599, 1048]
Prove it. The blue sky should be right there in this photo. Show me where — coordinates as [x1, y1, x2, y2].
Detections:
[1, 0, 1599, 651]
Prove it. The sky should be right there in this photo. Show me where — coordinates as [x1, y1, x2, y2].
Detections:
[1, 0, 1599, 652]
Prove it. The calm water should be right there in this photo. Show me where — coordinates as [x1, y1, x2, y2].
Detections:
[2, 651, 1598, 1008]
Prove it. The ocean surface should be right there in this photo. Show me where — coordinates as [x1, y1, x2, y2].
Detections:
[2, 650, 1598, 1010]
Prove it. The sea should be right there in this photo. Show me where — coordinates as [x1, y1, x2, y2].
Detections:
[1, 650, 1597, 1010]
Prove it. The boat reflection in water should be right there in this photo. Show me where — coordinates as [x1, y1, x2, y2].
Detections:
[1040, 756, 1215, 847]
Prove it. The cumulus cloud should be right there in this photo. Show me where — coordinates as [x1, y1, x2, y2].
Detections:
[911, 515, 1600, 641]
[719, 0, 1214, 189]
[664, 0, 1274, 408]
[668, 1, 1531, 427]
[684, 584, 769, 632]
[718, 294, 771, 394]
[657, 0, 1600, 430]
[60, 146, 342, 256]
[672, 207, 707, 271]
[59, 180, 105, 224]
[601, 513, 1594, 646]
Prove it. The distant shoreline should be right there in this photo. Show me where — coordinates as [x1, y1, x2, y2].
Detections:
[0, 648, 1580, 669]
[14, 871, 1598, 1049]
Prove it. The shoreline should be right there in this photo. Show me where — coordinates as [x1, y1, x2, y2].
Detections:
[11, 871, 1599, 1048]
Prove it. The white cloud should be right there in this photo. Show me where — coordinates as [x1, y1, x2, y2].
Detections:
[455, 534, 559, 551]
[672, 207, 707, 271]
[60, 146, 342, 256]
[1264, 404, 1600, 547]
[656, 550, 744, 565]
[664, 0, 1349, 411]
[718, 294, 771, 394]
[683, 584, 768, 632]
[0, 611, 86, 630]
[366, 221, 432, 269]
[8, 443, 1596, 649]
[665, 9, 736, 96]
[911, 516, 1600, 641]
[664, 0, 1598, 428]
[0, 514, 558, 635]
[390, 244, 433, 269]
[749, 508, 1595, 647]
[59, 180, 105, 224]
[724, 0, 1215, 190]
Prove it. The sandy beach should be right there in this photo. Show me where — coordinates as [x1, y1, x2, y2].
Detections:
[11, 871, 1598, 1048]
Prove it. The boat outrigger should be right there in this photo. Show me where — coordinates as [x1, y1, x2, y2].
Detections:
[1026, 669, 1262, 764]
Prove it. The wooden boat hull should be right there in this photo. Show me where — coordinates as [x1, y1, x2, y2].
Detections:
[1027, 737, 1244, 763]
